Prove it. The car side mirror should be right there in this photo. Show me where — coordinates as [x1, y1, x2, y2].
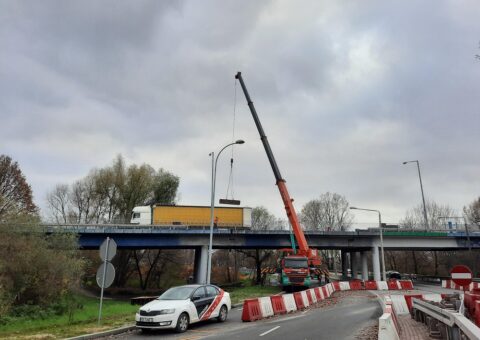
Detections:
[192, 296, 201, 301]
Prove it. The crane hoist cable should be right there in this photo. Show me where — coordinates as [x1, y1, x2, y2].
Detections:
[225, 79, 238, 200]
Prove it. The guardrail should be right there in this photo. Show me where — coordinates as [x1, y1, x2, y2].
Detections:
[412, 298, 480, 339]
[36, 224, 480, 236]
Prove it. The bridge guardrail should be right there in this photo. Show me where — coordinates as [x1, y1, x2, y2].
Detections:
[412, 298, 480, 339]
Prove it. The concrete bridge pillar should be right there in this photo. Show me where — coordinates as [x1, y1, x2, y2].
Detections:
[353, 252, 362, 279]
[193, 245, 208, 284]
[350, 252, 358, 279]
[361, 251, 369, 280]
[372, 246, 381, 281]
[341, 251, 349, 279]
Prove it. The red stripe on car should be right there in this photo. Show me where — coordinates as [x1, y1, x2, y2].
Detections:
[200, 289, 225, 321]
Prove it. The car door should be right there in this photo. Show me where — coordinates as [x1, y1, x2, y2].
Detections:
[191, 287, 210, 321]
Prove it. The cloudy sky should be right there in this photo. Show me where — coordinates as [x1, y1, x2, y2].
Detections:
[1, 0, 479, 226]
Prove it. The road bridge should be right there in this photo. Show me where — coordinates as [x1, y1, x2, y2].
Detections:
[44, 225, 480, 284]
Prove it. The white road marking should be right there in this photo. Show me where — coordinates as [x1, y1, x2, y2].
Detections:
[259, 325, 280, 337]
[266, 314, 305, 323]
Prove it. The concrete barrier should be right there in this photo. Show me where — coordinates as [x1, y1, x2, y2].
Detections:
[390, 294, 409, 315]
[378, 313, 400, 340]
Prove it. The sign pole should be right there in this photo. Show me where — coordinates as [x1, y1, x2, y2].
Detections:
[98, 237, 110, 325]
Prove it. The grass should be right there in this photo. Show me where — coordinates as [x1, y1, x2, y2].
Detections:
[226, 285, 282, 305]
[0, 295, 138, 339]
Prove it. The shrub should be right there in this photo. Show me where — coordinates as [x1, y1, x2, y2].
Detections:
[0, 222, 85, 318]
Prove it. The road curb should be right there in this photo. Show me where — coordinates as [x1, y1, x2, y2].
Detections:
[64, 324, 136, 340]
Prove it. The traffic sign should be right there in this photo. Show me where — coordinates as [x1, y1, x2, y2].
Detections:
[99, 238, 117, 261]
[96, 262, 116, 289]
[451, 265, 473, 287]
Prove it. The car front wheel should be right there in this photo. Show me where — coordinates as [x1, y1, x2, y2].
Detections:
[217, 305, 228, 322]
[175, 313, 189, 333]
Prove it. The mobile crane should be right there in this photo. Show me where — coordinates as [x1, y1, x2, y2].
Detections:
[235, 72, 323, 290]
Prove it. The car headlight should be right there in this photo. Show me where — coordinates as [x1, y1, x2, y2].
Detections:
[158, 308, 175, 314]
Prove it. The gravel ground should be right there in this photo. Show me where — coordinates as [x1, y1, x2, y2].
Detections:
[355, 321, 379, 340]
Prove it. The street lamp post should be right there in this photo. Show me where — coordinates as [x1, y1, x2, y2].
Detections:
[207, 140, 245, 284]
[403, 160, 428, 230]
[350, 207, 386, 281]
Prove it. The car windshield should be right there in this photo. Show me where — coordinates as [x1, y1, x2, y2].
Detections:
[157, 286, 197, 300]
[284, 258, 308, 268]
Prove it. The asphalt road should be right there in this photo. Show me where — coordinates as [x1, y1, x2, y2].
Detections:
[107, 291, 382, 340]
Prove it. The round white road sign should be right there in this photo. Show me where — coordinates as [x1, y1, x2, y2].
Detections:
[96, 262, 115, 289]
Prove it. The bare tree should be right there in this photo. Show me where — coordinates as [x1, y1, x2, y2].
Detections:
[400, 200, 455, 275]
[46, 184, 70, 223]
[0, 155, 37, 220]
[401, 200, 455, 230]
[238, 206, 277, 285]
[300, 192, 353, 231]
[464, 197, 480, 230]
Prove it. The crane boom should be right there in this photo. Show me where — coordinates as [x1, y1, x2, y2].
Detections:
[235, 72, 310, 254]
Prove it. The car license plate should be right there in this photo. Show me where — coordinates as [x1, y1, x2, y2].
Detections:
[140, 317, 154, 322]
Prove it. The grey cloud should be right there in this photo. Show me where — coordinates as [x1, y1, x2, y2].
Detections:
[0, 0, 479, 224]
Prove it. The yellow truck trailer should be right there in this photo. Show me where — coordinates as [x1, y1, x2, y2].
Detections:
[130, 205, 252, 228]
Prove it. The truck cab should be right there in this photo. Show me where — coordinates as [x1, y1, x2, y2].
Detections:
[130, 206, 151, 224]
[281, 255, 310, 289]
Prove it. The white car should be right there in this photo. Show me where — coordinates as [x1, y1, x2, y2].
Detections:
[135, 284, 231, 333]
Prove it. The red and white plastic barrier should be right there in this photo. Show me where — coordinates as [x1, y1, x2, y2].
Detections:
[282, 293, 297, 313]
[258, 296, 274, 317]
[442, 279, 480, 291]
[270, 295, 287, 315]
[300, 290, 310, 307]
[241, 279, 415, 322]
[377, 281, 389, 290]
[309, 288, 317, 303]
